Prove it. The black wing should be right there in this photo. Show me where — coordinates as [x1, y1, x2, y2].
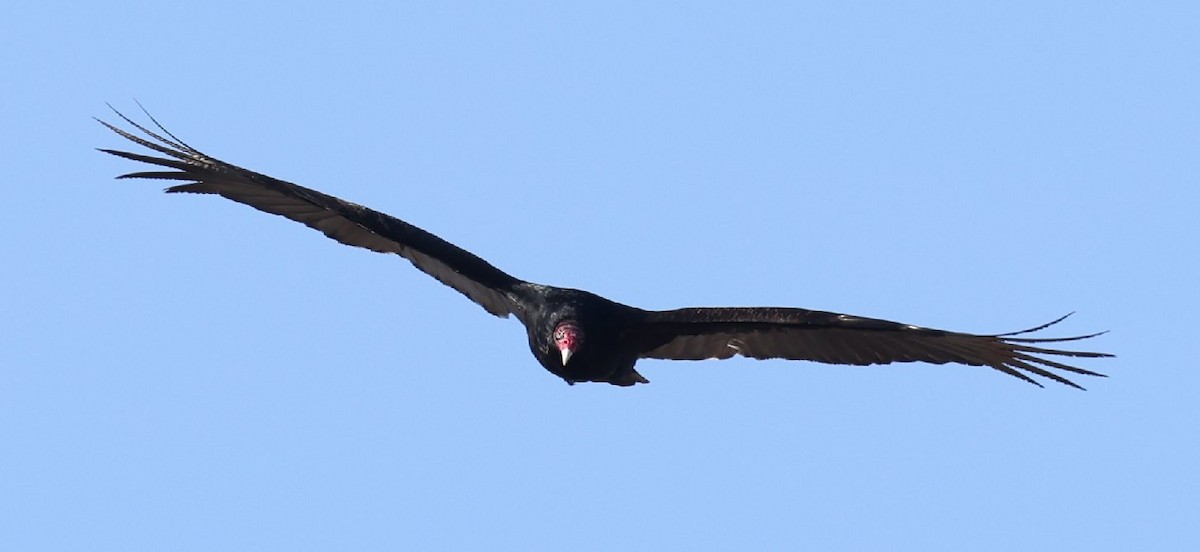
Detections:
[631, 308, 1110, 389]
[98, 108, 526, 319]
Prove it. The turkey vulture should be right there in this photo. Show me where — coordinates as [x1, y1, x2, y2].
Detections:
[98, 108, 1112, 389]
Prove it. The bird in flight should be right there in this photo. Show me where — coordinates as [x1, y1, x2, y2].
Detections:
[98, 107, 1111, 389]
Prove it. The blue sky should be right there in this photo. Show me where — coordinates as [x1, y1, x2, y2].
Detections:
[2, 2, 1197, 550]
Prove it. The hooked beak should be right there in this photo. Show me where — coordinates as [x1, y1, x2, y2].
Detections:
[560, 347, 574, 366]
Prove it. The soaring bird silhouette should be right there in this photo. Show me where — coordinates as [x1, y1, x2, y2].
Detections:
[98, 108, 1111, 389]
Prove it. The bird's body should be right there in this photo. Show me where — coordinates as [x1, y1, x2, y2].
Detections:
[519, 285, 648, 385]
[99, 108, 1112, 389]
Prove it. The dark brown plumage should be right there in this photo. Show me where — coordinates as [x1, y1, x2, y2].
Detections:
[98, 107, 1112, 389]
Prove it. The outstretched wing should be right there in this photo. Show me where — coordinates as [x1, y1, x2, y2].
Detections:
[631, 308, 1110, 389]
[98, 107, 526, 319]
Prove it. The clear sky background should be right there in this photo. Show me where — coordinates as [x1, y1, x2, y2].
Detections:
[2, 2, 1196, 550]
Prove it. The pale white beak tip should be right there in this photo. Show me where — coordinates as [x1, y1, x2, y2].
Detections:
[560, 348, 573, 366]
